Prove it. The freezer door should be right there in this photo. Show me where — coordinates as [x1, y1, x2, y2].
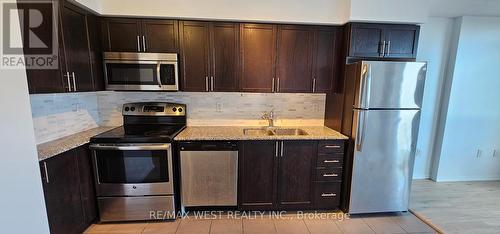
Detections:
[349, 109, 420, 214]
[353, 61, 426, 109]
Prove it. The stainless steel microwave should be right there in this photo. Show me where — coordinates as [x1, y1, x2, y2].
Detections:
[103, 52, 179, 91]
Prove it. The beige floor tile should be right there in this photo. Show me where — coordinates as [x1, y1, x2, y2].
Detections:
[106, 223, 146, 234]
[176, 218, 212, 234]
[362, 216, 406, 234]
[390, 213, 434, 233]
[84, 223, 116, 234]
[336, 218, 375, 234]
[274, 219, 309, 234]
[210, 218, 243, 234]
[304, 219, 342, 234]
[242, 217, 276, 234]
[142, 221, 180, 234]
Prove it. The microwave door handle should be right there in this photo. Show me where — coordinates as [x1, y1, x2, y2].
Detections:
[156, 62, 162, 87]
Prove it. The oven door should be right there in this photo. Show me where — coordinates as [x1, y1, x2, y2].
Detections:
[90, 143, 174, 196]
[104, 60, 178, 91]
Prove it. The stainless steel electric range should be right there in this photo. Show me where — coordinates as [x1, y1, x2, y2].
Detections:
[90, 102, 186, 222]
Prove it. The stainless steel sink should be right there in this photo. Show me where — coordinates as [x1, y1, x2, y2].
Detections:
[243, 128, 275, 136]
[272, 128, 308, 136]
[243, 128, 308, 136]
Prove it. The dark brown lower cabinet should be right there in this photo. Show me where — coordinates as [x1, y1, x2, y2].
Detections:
[39, 144, 96, 234]
[239, 140, 333, 211]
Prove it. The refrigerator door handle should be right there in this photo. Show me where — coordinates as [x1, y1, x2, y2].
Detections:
[356, 110, 367, 152]
[358, 63, 370, 109]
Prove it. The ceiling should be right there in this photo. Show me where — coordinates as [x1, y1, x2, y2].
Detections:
[429, 0, 500, 17]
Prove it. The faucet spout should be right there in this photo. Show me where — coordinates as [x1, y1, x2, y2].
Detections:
[261, 109, 276, 127]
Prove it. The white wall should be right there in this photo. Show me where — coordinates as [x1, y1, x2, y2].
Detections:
[433, 16, 500, 181]
[0, 6, 50, 233]
[412, 17, 454, 179]
[349, 0, 430, 23]
[96, 0, 351, 24]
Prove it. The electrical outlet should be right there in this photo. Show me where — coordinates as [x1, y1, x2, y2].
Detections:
[216, 102, 223, 112]
[72, 103, 80, 112]
[313, 103, 319, 112]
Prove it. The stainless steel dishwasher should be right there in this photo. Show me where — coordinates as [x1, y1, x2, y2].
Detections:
[179, 141, 238, 208]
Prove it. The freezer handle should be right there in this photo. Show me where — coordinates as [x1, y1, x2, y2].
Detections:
[358, 63, 370, 109]
[356, 110, 367, 152]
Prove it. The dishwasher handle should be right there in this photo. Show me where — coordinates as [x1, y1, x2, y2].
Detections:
[178, 141, 238, 151]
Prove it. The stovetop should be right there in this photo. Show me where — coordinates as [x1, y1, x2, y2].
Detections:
[90, 124, 186, 143]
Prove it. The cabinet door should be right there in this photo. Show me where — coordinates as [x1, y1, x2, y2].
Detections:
[40, 151, 85, 234]
[239, 141, 278, 210]
[86, 14, 104, 91]
[349, 23, 383, 58]
[383, 25, 420, 59]
[312, 27, 342, 93]
[277, 141, 316, 209]
[276, 25, 313, 93]
[76, 145, 98, 226]
[210, 22, 239, 92]
[103, 18, 142, 52]
[60, 2, 93, 91]
[142, 19, 179, 53]
[179, 21, 210, 91]
[240, 24, 277, 92]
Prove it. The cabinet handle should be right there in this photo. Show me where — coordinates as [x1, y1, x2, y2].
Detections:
[312, 77, 316, 93]
[280, 141, 284, 157]
[324, 160, 340, 163]
[64, 72, 71, 92]
[275, 141, 279, 157]
[324, 145, 341, 148]
[210, 76, 214, 91]
[323, 173, 338, 177]
[205, 76, 209, 92]
[386, 40, 391, 56]
[142, 35, 146, 52]
[277, 77, 280, 92]
[380, 40, 386, 57]
[321, 193, 336, 197]
[137, 35, 141, 52]
[272, 77, 275, 92]
[71, 72, 76, 92]
[43, 162, 49, 184]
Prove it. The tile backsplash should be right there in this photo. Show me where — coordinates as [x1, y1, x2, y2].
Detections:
[97, 92, 326, 126]
[30, 91, 326, 144]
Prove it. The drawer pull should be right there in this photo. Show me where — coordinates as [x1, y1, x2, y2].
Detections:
[321, 193, 337, 197]
[324, 145, 341, 148]
[323, 173, 338, 177]
[324, 160, 340, 163]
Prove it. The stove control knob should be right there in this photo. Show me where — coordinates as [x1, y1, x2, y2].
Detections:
[172, 107, 177, 112]
[132, 186, 137, 189]
[130, 107, 136, 111]
[178, 108, 183, 112]
[124, 107, 130, 111]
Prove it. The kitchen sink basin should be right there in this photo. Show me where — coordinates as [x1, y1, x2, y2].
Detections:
[243, 128, 274, 136]
[243, 128, 308, 136]
[272, 128, 308, 136]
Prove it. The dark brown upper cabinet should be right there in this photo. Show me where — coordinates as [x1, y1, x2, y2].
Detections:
[102, 18, 179, 53]
[240, 23, 277, 93]
[25, 0, 103, 93]
[276, 25, 313, 93]
[179, 21, 239, 92]
[312, 27, 342, 93]
[347, 23, 420, 59]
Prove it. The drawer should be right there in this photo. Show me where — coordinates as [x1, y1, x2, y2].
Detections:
[313, 182, 341, 209]
[315, 168, 342, 182]
[317, 154, 343, 168]
[318, 141, 344, 154]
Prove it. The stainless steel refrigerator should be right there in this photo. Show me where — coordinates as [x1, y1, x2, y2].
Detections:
[344, 61, 427, 214]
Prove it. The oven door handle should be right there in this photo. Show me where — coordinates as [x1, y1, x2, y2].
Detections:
[90, 144, 171, 151]
[156, 62, 162, 87]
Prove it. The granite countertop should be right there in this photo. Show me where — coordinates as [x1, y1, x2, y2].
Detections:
[174, 126, 348, 141]
[37, 126, 116, 161]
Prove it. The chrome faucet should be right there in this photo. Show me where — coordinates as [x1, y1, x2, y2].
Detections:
[261, 109, 276, 127]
